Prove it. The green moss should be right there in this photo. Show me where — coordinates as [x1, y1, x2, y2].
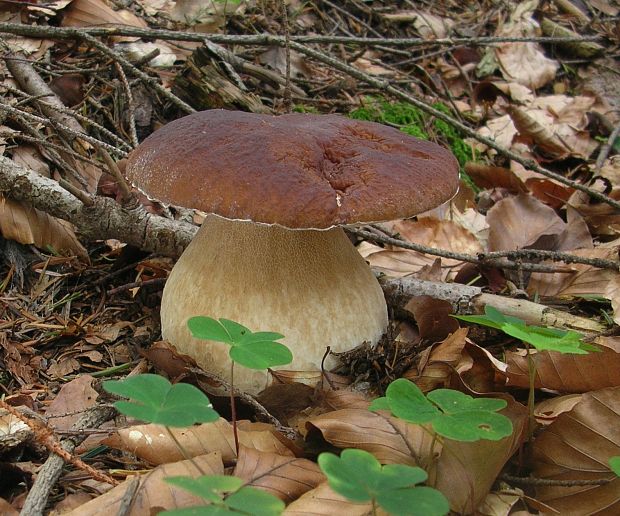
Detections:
[349, 97, 474, 167]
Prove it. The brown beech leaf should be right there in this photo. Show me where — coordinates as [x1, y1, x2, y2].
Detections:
[61, 0, 148, 30]
[431, 399, 527, 514]
[464, 162, 527, 193]
[487, 193, 566, 251]
[45, 375, 98, 431]
[505, 336, 620, 393]
[403, 327, 470, 391]
[507, 106, 570, 157]
[404, 296, 460, 343]
[103, 418, 294, 464]
[527, 247, 620, 324]
[307, 399, 527, 513]
[233, 446, 324, 503]
[63, 452, 224, 516]
[534, 394, 583, 425]
[0, 196, 87, 258]
[532, 387, 620, 514]
[284, 481, 374, 515]
[360, 217, 482, 280]
[307, 407, 434, 467]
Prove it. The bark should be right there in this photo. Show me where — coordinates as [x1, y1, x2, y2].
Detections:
[0, 156, 196, 257]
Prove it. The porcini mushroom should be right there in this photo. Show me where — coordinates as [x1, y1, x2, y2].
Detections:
[125, 110, 459, 393]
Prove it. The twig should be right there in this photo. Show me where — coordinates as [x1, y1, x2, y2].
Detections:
[0, 22, 602, 47]
[595, 121, 620, 173]
[379, 275, 606, 333]
[99, 148, 133, 203]
[11, 403, 119, 516]
[0, 101, 124, 157]
[349, 228, 615, 273]
[501, 473, 612, 486]
[79, 33, 195, 115]
[113, 62, 139, 147]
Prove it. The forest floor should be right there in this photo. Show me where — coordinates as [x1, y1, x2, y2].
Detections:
[0, 0, 619, 514]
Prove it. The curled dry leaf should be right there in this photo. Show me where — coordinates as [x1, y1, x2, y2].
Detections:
[532, 387, 620, 514]
[507, 105, 570, 157]
[404, 296, 460, 343]
[103, 418, 294, 465]
[403, 327, 470, 391]
[61, 0, 148, 31]
[307, 399, 527, 513]
[233, 446, 324, 503]
[505, 336, 620, 393]
[63, 452, 224, 516]
[0, 196, 87, 258]
[464, 162, 528, 194]
[284, 481, 373, 516]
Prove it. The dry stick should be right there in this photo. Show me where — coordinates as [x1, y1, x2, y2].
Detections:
[4, 51, 87, 138]
[0, 22, 603, 46]
[0, 77, 131, 151]
[286, 40, 620, 212]
[113, 62, 139, 148]
[379, 275, 606, 333]
[79, 33, 195, 115]
[280, 0, 292, 112]
[17, 404, 118, 516]
[349, 227, 618, 272]
[0, 101, 123, 157]
[0, 156, 196, 257]
[595, 121, 620, 173]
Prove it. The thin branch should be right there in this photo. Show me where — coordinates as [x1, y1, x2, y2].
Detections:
[349, 227, 618, 272]
[79, 33, 195, 115]
[0, 22, 603, 46]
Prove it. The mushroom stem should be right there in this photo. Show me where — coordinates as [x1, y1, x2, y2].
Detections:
[161, 215, 388, 393]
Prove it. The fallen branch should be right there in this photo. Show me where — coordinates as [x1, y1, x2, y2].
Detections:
[0, 156, 195, 257]
[19, 405, 117, 516]
[380, 275, 606, 334]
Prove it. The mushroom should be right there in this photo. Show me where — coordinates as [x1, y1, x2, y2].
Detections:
[125, 110, 459, 393]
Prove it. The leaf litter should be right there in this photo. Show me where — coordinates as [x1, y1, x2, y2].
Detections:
[0, 0, 619, 514]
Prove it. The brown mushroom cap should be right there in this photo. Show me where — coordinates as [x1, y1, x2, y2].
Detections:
[126, 109, 460, 229]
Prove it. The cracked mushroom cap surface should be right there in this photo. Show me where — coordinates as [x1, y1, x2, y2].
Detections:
[125, 109, 460, 229]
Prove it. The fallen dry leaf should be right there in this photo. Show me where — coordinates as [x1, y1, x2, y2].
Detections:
[534, 394, 583, 425]
[505, 336, 620, 393]
[531, 387, 620, 514]
[403, 296, 460, 343]
[233, 446, 324, 503]
[284, 481, 374, 515]
[45, 375, 98, 431]
[0, 196, 87, 258]
[307, 398, 527, 513]
[404, 327, 470, 391]
[63, 452, 224, 515]
[495, 1, 558, 90]
[527, 247, 620, 324]
[487, 193, 566, 251]
[359, 217, 481, 280]
[104, 418, 294, 465]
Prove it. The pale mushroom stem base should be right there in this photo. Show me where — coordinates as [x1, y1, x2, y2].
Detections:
[161, 215, 389, 393]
